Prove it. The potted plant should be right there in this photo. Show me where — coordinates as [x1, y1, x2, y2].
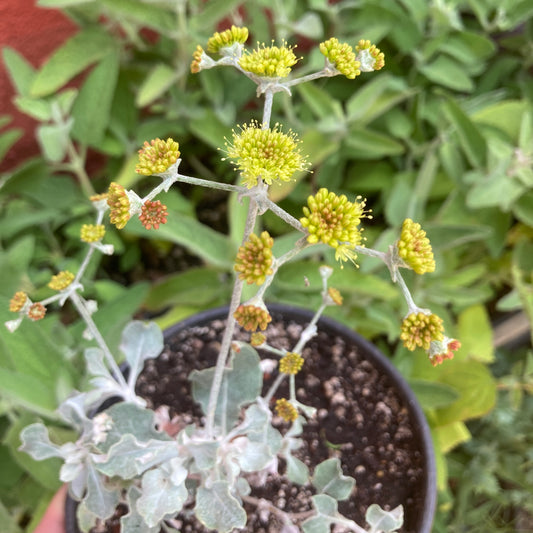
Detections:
[7, 26, 460, 533]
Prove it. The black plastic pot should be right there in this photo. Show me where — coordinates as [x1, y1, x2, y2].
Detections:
[66, 304, 436, 533]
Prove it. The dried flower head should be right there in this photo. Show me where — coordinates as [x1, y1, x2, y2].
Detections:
[319, 38, 361, 79]
[27, 302, 46, 321]
[428, 338, 461, 366]
[279, 352, 304, 375]
[275, 398, 298, 422]
[397, 218, 435, 275]
[400, 312, 444, 351]
[136, 138, 181, 176]
[355, 39, 385, 71]
[48, 271, 75, 291]
[139, 200, 168, 230]
[327, 287, 343, 306]
[250, 332, 266, 347]
[239, 43, 298, 78]
[301, 188, 368, 254]
[107, 182, 131, 229]
[207, 25, 249, 54]
[234, 304, 272, 332]
[234, 231, 274, 285]
[81, 224, 106, 243]
[225, 122, 308, 188]
[9, 291, 27, 313]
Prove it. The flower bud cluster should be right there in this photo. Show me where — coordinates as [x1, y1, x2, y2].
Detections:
[400, 311, 444, 351]
[234, 231, 274, 285]
[136, 138, 180, 176]
[275, 398, 298, 422]
[397, 218, 435, 275]
[234, 304, 272, 332]
[319, 38, 361, 79]
[279, 352, 304, 375]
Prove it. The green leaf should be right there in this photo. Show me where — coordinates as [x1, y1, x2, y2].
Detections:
[472, 100, 529, 142]
[2, 47, 36, 97]
[37, 0, 95, 5]
[189, 0, 244, 29]
[408, 379, 460, 409]
[99, 0, 175, 32]
[312, 458, 355, 501]
[136, 64, 177, 107]
[195, 481, 247, 533]
[0, 128, 23, 163]
[420, 55, 474, 92]
[31, 27, 116, 97]
[513, 190, 533, 226]
[424, 223, 492, 250]
[345, 127, 404, 158]
[72, 50, 120, 145]
[36, 121, 72, 162]
[14, 97, 52, 121]
[297, 83, 344, 121]
[433, 420, 471, 454]
[441, 96, 487, 168]
[457, 305, 494, 363]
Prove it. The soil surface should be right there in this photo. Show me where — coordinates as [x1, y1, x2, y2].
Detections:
[83, 309, 427, 533]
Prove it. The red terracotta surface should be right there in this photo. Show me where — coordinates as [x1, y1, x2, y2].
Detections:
[0, 0, 77, 170]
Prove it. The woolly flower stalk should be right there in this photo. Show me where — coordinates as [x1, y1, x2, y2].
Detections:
[319, 38, 361, 79]
[397, 218, 435, 275]
[355, 40, 385, 71]
[225, 122, 308, 188]
[279, 352, 304, 375]
[139, 200, 168, 230]
[301, 188, 368, 265]
[81, 224, 106, 243]
[275, 398, 298, 422]
[107, 182, 131, 229]
[400, 312, 444, 352]
[207, 25, 249, 54]
[136, 138, 180, 176]
[234, 304, 272, 332]
[48, 271, 75, 291]
[428, 337, 461, 367]
[234, 231, 274, 285]
[239, 42, 298, 78]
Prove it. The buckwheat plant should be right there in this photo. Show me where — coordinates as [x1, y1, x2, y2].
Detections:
[11, 26, 459, 533]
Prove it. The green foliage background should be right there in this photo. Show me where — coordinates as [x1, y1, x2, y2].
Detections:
[1, 0, 532, 530]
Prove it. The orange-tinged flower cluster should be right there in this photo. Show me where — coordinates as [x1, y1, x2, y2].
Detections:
[207, 25, 249, 54]
[239, 43, 298, 78]
[397, 218, 435, 275]
[107, 182, 131, 229]
[81, 224, 106, 243]
[27, 302, 46, 321]
[279, 352, 304, 375]
[136, 138, 180, 176]
[48, 271, 75, 291]
[327, 287, 343, 306]
[400, 312, 444, 351]
[9, 291, 27, 313]
[234, 304, 272, 332]
[319, 38, 361, 79]
[429, 338, 461, 366]
[190, 45, 204, 74]
[275, 398, 298, 422]
[234, 231, 274, 285]
[139, 200, 168, 230]
[250, 332, 266, 347]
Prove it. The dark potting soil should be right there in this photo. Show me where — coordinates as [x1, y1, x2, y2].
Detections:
[87, 310, 425, 533]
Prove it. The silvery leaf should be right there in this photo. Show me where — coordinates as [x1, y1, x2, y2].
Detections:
[285, 453, 309, 485]
[121, 486, 160, 533]
[235, 440, 273, 472]
[57, 393, 93, 433]
[76, 500, 99, 533]
[366, 504, 404, 532]
[84, 461, 120, 520]
[301, 494, 337, 533]
[312, 458, 355, 501]
[19, 423, 63, 460]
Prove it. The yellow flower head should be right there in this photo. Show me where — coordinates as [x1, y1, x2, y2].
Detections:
[319, 38, 361, 79]
[48, 271, 75, 291]
[400, 312, 444, 351]
[191, 45, 205, 73]
[234, 231, 274, 285]
[279, 352, 304, 375]
[275, 398, 298, 422]
[27, 302, 46, 322]
[81, 224, 106, 243]
[136, 138, 180, 176]
[234, 304, 272, 332]
[397, 218, 435, 275]
[207, 25, 249, 54]
[428, 338, 460, 367]
[225, 121, 308, 188]
[239, 42, 298, 78]
[107, 182, 131, 229]
[89, 193, 108, 203]
[250, 332, 266, 347]
[355, 39, 385, 71]
[9, 291, 27, 313]
[301, 188, 368, 253]
[327, 287, 343, 306]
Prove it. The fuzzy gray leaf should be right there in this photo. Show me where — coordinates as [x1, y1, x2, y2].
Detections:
[195, 480, 247, 533]
[301, 494, 337, 533]
[121, 486, 160, 533]
[57, 393, 93, 433]
[366, 504, 403, 532]
[19, 423, 63, 460]
[235, 439, 273, 472]
[84, 461, 120, 520]
[285, 453, 309, 485]
[312, 458, 355, 501]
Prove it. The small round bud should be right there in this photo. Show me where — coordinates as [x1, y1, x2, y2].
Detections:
[275, 398, 298, 422]
[48, 271, 75, 291]
[27, 302, 46, 321]
[139, 200, 168, 230]
[279, 352, 304, 375]
[81, 224, 106, 243]
[319, 38, 361, 79]
[234, 231, 274, 285]
[136, 138, 180, 176]
[234, 304, 272, 332]
[107, 182, 131, 229]
[400, 312, 444, 351]
[239, 42, 298, 78]
[397, 218, 435, 275]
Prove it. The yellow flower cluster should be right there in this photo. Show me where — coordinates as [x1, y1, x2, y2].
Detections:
[319, 38, 361, 79]
[356, 39, 385, 71]
[279, 352, 304, 375]
[301, 188, 368, 264]
[207, 25, 249, 54]
[48, 271, 75, 291]
[190, 45, 204, 74]
[225, 122, 308, 188]
[275, 398, 298, 422]
[136, 138, 181, 176]
[327, 287, 343, 306]
[239, 43, 298, 78]
[250, 332, 266, 347]
[107, 182, 131, 229]
[80, 224, 105, 243]
[234, 231, 274, 285]
[234, 304, 272, 332]
[9, 291, 27, 313]
[397, 218, 435, 275]
[400, 312, 444, 351]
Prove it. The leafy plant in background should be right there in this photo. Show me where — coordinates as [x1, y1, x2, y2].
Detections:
[0, 0, 532, 531]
